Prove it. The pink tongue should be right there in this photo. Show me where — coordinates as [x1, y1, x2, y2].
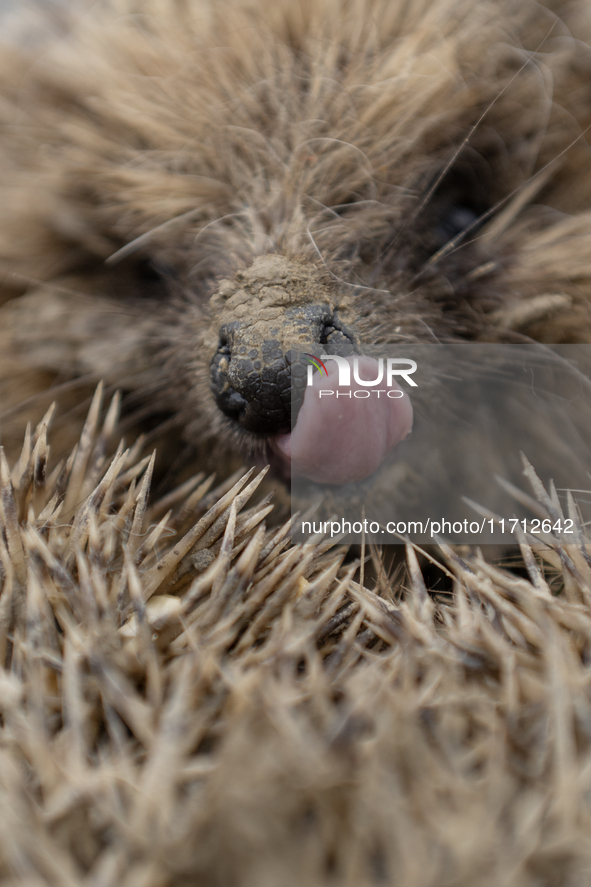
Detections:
[274, 356, 413, 484]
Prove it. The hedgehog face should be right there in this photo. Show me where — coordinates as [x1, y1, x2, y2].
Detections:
[2, 0, 591, 482]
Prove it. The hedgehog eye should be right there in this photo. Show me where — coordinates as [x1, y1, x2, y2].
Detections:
[136, 258, 176, 281]
[127, 257, 176, 302]
[435, 204, 480, 246]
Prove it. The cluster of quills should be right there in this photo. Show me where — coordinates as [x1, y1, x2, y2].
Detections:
[0, 384, 590, 883]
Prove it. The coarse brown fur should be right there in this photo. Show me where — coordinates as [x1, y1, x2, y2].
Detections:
[2, 0, 591, 467]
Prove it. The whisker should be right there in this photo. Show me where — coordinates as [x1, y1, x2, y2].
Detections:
[306, 224, 392, 296]
[153, 441, 199, 494]
[0, 373, 100, 422]
[224, 124, 288, 172]
[118, 387, 172, 418]
[297, 137, 375, 179]
[48, 386, 118, 433]
[6, 272, 150, 319]
[413, 120, 591, 279]
[105, 206, 212, 266]
[413, 19, 558, 220]
[192, 212, 247, 248]
[371, 21, 559, 274]
[118, 409, 180, 439]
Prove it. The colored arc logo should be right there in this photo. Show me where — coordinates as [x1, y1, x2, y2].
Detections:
[303, 353, 328, 376]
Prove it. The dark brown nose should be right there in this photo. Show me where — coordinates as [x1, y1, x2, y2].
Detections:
[210, 307, 354, 434]
[208, 254, 357, 435]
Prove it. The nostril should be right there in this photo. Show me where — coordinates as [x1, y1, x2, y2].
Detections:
[210, 344, 234, 398]
[219, 386, 248, 419]
[319, 313, 357, 351]
[319, 322, 334, 345]
[210, 339, 252, 422]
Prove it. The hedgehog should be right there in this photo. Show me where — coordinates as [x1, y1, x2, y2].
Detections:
[1, 0, 591, 495]
[3, 3, 591, 884]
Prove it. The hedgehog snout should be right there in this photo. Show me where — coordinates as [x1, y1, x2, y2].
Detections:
[207, 254, 357, 436]
[210, 307, 355, 435]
